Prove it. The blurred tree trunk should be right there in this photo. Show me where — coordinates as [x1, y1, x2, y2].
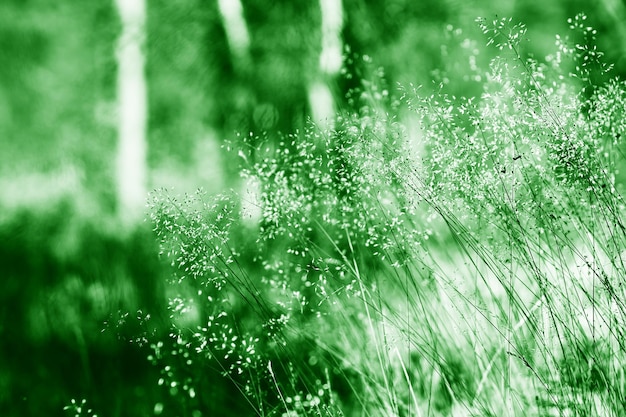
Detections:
[217, 0, 251, 75]
[217, 0, 261, 226]
[114, 0, 148, 226]
[308, 0, 343, 129]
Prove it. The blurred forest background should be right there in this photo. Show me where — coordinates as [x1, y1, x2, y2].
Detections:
[1, 0, 626, 416]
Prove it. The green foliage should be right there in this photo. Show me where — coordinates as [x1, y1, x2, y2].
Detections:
[0, 196, 167, 417]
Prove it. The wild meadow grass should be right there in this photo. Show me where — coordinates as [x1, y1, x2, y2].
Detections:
[145, 15, 626, 417]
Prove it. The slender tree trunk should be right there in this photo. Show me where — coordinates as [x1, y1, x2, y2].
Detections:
[114, 0, 148, 226]
[308, 0, 343, 129]
[217, 0, 251, 75]
[217, 0, 261, 227]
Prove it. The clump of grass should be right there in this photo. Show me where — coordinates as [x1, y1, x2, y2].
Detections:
[147, 187, 353, 416]
[146, 14, 626, 417]
[64, 399, 98, 417]
[397, 14, 626, 416]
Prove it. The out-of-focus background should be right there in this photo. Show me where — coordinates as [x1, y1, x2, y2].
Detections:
[1, 0, 625, 416]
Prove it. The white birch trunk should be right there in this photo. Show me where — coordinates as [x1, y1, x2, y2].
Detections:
[308, 0, 343, 129]
[217, 0, 261, 227]
[217, 0, 251, 74]
[114, 0, 148, 226]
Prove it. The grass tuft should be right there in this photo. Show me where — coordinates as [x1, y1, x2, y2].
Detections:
[147, 14, 626, 417]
